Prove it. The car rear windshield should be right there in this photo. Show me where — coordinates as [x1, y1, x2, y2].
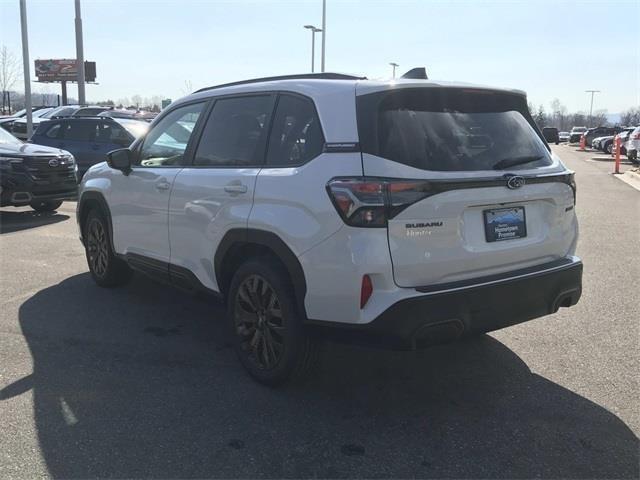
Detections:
[357, 88, 551, 172]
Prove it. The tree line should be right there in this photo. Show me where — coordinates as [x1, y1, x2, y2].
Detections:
[529, 99, 639, 131]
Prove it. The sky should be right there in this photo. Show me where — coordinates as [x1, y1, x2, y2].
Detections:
[1, 0, 638, 113]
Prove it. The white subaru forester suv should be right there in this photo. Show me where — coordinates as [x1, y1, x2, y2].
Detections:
[77, 71, 582, 385]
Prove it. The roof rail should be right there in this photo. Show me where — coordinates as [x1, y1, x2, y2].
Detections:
[194, 73, 367, 94]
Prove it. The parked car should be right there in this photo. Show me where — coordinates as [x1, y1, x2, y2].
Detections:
[624, 126, 640, 162]
[0, 125, 77, 212]
[30, 116, 149, 178]
[569, 126, 587, 143]
[558, 131, 570, 142]
[72, 106, 112, 117]
[77, 72, 582, 385]
[583, 126, 620, 147]
[98, 109, 155, 121]
[542, 127, 559, 144]
[12, 105, 83, 140]
[1, 106, 54, 133]
[597, 128, 635, 154]
[591, 135, 612, 151]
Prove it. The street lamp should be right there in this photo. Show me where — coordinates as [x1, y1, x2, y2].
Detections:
[321, 0, 326, 72]
[389, 62, 399, 79]
[585, 90, 600, 127]
[304, 25, 322, 73]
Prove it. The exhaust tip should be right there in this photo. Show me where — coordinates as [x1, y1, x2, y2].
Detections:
[551, 289, 580, 313]
[412, 319, 464, 349]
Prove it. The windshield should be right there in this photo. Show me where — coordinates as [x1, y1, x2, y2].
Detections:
[357, 88, 551, 171]
[114, 118, 149, 138]
[572, 127, 587, 133]
[42, 106, 77, 118]
[0, 127, 22, 145]
[28, 108, 54, 119]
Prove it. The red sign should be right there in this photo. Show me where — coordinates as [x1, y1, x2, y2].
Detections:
[34, 59, 96, 82]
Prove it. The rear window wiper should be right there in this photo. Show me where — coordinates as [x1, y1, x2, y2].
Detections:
[492, 155, 543, 170]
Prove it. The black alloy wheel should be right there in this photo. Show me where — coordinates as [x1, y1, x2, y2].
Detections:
[234, 274, 285, 370]
[87, 216, 109, 278]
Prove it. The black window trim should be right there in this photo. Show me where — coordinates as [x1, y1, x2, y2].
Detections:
[130, 98, 211, 169]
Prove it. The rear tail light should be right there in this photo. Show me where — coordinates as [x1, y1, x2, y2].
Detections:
[633, 133, 640, 140]
[360, 274, 373, 309]
[568, 173, 577, 205]
[326, 177, 432, 227]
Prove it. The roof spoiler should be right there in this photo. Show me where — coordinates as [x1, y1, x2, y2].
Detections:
[400, 67, 428, 80]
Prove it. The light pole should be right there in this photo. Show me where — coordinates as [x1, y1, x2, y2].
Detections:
[389, 62, 399, 79]
[75, 0, 86, 105]
[320, 0, 326, 72]
[304, 25, 322, 73]
[585, 90, 600, 127]
[19, 0, 32, 138]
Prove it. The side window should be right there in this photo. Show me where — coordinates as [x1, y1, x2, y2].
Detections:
[193, 95, 273, 166]
[94, 122, 130, 145]
[266, 94, 324, 166]
[44, 123, 62, 139]
[138, 102, 205, 167]
[59, 121, 93, 142]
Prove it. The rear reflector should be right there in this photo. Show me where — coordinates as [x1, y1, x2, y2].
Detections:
[360, 275, 373, 309]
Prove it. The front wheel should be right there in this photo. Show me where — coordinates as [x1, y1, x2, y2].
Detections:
[604, 142, 613, 154]
[84, 209, 132, 287]
[227, 259, 318, 386]
[30, 200, 63, 212]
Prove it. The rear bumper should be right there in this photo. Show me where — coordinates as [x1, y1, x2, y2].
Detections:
[309, 257, 583, 350]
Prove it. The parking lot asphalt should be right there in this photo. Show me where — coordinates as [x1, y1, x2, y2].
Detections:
[0, 145, 638, 479]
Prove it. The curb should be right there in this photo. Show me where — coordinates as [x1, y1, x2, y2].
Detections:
[614, 169, 640, 192]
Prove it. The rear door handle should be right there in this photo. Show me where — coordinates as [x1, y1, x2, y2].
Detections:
[224, 184, 248, 194]
[156, 180, 171, 191]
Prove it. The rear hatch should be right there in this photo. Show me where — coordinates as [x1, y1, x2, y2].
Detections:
[355, 84, 577, 288]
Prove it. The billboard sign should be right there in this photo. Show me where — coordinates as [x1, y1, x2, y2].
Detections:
[34, 59, 96, 82]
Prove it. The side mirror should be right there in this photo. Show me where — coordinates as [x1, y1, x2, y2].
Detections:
[107, 148, 132, 173]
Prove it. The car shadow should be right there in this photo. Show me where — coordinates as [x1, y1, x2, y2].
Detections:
[0, 209, 69, 234]
[8, 273, 639, 479]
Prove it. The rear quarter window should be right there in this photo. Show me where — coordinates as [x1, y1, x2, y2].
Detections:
[44, 123, 62, 139]
[357, 88, 552, 172]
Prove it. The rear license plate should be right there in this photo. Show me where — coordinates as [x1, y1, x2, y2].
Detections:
[484, 206, 527, 242]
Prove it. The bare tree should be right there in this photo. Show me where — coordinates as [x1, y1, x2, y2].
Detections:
[131, 94, 142, 109]
[550, 98, 568, 130]
[621, 107, 640, 126]
[182, 80, 193, 96]
[0, 45, 21, 113]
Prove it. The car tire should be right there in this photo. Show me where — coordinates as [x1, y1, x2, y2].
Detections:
[30, 200, 63, 212]
[84, 209, 132, 287]
[227, 258, 319, 386]
[605, 142, 613, 154]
